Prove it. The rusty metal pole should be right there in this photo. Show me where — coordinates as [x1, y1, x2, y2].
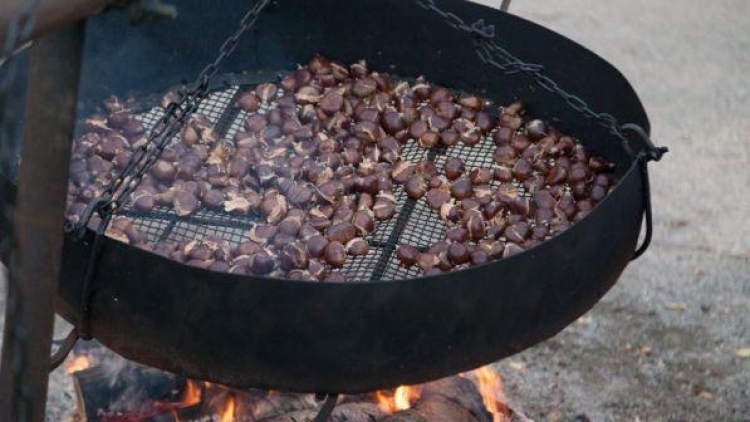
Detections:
[0, 22, 84, 422]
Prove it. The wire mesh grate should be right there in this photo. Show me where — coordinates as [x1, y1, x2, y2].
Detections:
[110, 80, 508, 282]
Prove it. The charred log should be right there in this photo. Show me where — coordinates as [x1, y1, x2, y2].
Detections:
[259, 402, 386, 422]
[73, 358, 512, 422]
[239, 391, 319, 420]
[72, 366, 184, 421]
[381, 377, 492, 422]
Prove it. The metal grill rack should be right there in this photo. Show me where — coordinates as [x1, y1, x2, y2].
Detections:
[114, 76, 534, 282]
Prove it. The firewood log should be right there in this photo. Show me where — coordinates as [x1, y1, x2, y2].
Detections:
[235, 391, 319, 420]
[259, 401, 386, 422]
[381, 377, 492, 422]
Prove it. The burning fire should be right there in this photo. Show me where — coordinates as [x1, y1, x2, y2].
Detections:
[64, 354, 91, 374]
[474, 366, 509, 422]
[375, 366, 506, 418]
[394, 385, 412, 410]
[182, 379, 202, 407]
[219, 394, 236, 422]
[66, 352, 510, 421]
[375, 390, 391, 413]
[376, 385, 420, 413]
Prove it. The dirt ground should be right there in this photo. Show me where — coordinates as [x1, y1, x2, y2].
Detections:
[475, 0, 750, 420]
[1, 0, 749, 421]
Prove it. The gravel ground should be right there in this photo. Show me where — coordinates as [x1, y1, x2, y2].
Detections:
[1, 1, 749, 421]
[474, 1, 750, 421]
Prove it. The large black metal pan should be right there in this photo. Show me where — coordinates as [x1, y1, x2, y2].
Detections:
[2, 0, 657, 393]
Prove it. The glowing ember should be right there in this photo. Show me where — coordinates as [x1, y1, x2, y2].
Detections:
[475, 366, 509, 422]
[64, 355, 91, 374]
[220, 394, 236, 422]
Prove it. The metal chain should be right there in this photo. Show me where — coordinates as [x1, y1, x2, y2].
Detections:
[74, 0, 271, 341]
[78, 0, 271, 232]
[312, 394, 339, 422]
[418, 0, 669, 260]
[416, 0, 627, 142]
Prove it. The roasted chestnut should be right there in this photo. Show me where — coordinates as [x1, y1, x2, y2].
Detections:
[236, 91, 260, 112]
[450, 178, 473, 200]
[66, 55, 620, 281]
[326, 221, 358, 244]
[324, 241, 347, 268]
[444, 157, 465, 180]
[346, 238, 369, 256]
[249, 250, 276, 275]
[448, 242, 470, 265]
[396, 244, 419, 267]
[280, 242, 309, 270]
[405, 176, 427, 199]
[173, 190, 198, 216]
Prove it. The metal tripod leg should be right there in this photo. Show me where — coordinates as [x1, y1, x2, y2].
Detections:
[0, 22, 84, 422]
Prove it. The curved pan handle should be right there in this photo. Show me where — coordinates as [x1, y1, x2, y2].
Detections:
[621, 123, 669, 260]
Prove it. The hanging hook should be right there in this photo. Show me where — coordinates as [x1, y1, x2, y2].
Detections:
[50, 328, 80, 372]
[312, 394, 339, 422]
[621, 123, 668, 162]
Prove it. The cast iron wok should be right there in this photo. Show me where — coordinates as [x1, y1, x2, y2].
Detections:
[2, 0, 654, 393]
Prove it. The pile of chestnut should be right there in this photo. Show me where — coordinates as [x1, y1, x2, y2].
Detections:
[65, 55, 615, 281]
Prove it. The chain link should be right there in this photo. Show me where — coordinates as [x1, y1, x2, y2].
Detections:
[75, 0, 271, 341]
[78, 0, 271, 231]
[417, 0, 628, 141]
[419, 0, 668, 261]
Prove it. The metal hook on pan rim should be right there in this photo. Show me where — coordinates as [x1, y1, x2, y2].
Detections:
[50, 328, 80, 372]
[312, 393, 340, 422]
[621, 123, 669, 162]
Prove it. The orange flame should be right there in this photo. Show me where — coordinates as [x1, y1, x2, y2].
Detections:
[376, 386, 419, 413]
[375, 390, 393, 413]
[65, 355, 91, 374]
[475, 366, 508, 422]
[394, 386, 413, 411]
[376, 370, 506, 417]
[220, 394, 236, 422]
[182, 380, 202, 407]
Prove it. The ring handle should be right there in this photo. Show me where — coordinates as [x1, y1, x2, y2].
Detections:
[620, 124, 668, 260]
